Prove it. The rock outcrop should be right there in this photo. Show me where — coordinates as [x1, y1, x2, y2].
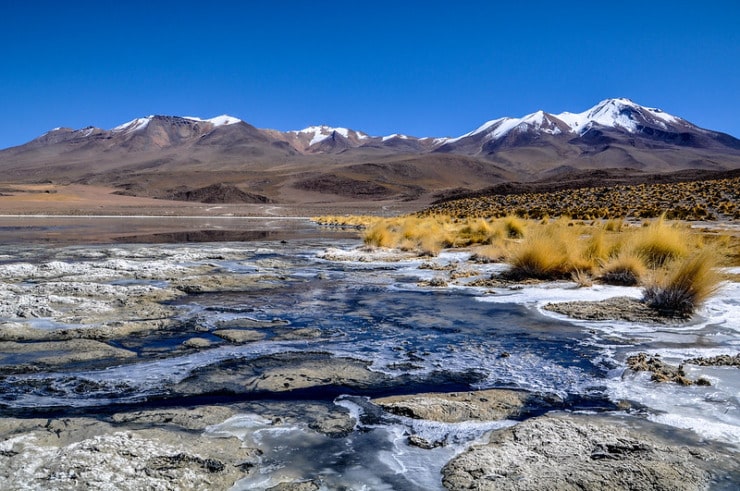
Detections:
[442, 414, 738, 490]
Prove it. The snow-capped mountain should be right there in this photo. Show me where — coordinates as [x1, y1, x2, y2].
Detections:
[21, 98, 737, 157]
[283, 125, 371, 152]
[0, 98, 737, 204]
[555, 98, 686, 134]
[436, 98, 734, 156]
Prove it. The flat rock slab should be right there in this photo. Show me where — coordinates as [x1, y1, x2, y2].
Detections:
[213, 329, 266, 343]
[0, 339, 135, 370]
[0, 416, 257, 491]
[175, 352, 387, 394]
[442, 413, 739, 491]
[372, 389, 532, 423]
[543, 296, 682, 323]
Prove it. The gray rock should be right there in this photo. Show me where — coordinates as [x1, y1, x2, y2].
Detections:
[274, 328, 322, 340]
[373, 389, 532, 423]
[442, 414, 739, 491]
[182, 337, 214, 348]
[0, 416, 258, 491]
[266, 481, 320, 491]
[175, 353, 386, 394]
[110, 406, 236, 430]
[543, 296, 673, 323]
[212, 329, 266, 343]
[0, 339, 136, 370]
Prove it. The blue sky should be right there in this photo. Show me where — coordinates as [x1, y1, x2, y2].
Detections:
[1, 1, 738, 149]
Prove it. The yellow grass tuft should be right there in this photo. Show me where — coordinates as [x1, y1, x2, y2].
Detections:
[502, 215, 526, 239]
[584, 229, 609, 262]
[364, 221, 397, 248]
[643, 249, 721, 316]
[604, 218, 624, 232]
[506, 225, 582, 280]
[599, 253, 647, 286]
[628, 217, 689, 268]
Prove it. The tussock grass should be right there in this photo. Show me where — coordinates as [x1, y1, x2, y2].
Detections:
[584, 229, 609, 262]
[599, 253, 647, 286]
[505, 224, 593, 280]
[643, 249, 721, 316]
[471, 243, 510, 263]
[628, 217, 689, 268]
[422, 177, 740, 221]
[604, 218, 625, 232]
[332, 213, 728, 310]
[502, 215, 526, 238]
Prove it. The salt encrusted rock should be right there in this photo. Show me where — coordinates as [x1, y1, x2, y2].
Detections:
[175, 353, 387, 395]
[266, 481, 321, 491]
[182, 337, 214, 348]
[0, 418, 257, 491]
[212, 329, 266, 343]
[0, 339, 136, 369]
[543, 296, 675, 323]
[372, 389, 532, 423]
[442, 414, 738, 491]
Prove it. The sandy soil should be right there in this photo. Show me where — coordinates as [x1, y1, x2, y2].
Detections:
[0, 183, 423, 217]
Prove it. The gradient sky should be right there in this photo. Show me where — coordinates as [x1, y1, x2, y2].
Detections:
[1, 1, 738, 149]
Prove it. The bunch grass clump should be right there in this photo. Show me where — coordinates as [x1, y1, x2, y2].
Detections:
[627, 216, 689, 268]
[502, 215, 526, 239]
[599, 253, 647, 286]
[642, 249, 721, 316]
[505, 224, 590, 280]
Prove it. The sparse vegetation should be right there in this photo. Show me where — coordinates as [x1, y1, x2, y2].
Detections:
[422, 177, 740, 221]
[598, 253, 647, 286]
[315, 177, 737, 316]
[642, 250, 721, 316]
[628, 216, 689, 268]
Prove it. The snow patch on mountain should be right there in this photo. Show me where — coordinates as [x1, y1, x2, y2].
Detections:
[556, 98, 684, 134]
[184, 115, 242, 127]
[291, 125, 361, 146]
[444, 98, 691, 144]
[112, 117, 152, 134]
[382, 134, 410, 142]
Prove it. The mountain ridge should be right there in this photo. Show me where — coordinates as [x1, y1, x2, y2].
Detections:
[18, 98, 737, 153]
[1, 98, 738, 207]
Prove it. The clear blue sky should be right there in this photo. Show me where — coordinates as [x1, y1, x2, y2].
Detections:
[1, 1, 738, 149]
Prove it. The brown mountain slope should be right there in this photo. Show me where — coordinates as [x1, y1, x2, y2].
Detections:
[1, 99, 739, 208]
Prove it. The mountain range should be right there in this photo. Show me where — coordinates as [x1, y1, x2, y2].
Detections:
[1, 98, 738, 205]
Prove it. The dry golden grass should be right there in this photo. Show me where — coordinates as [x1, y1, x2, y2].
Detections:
[505, 222, 598, 280]
[320, 212, 732, 314]
[599, 253, 648, 286]
[313, 215, 384, 228]
[627, 217, 689, 268]
[502, 215, 526, 238]
[423, 177, 740, 221]
[643, 249, 721, 316]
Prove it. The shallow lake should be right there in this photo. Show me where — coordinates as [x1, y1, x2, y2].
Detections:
[0, 218, 737, 489]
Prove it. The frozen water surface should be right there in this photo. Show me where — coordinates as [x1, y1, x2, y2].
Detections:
[0, 229, 738, 488]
